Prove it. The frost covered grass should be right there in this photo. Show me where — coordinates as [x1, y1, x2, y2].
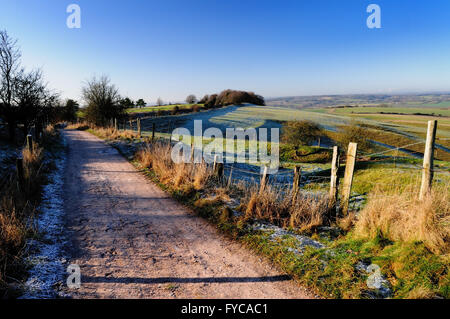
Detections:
[21, 149, 67, 298]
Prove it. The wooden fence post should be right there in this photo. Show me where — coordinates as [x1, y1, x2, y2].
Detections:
[329, 146, 340, 207]
[419, 120, 437, 200]
[227, 168, 233, 188]
[213, 154, 218, 171]
[215, 162, 224, 179]
[137, 118, 141, 138]
[27, 134, 33, 152]
[152, 123, 156, 141]
[292, 166, 301, 197]
[189, 140, 195, 163]
[260, 166, 268, 193]
[16, 158, 24, 192]
[341, 143, 357, 216]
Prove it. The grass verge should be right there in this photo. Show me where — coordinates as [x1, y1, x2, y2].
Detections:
[0, 125, 62, 298]
[84, 127, 449, 299]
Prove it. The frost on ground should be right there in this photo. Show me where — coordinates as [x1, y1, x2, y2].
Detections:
[20, 140, 69, 299]
[0, 142, 19, 173]
[251, 221, 325, 251]
[251, 221, 392, 299]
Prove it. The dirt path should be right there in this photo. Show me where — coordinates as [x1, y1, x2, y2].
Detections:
[63, 130, 314, 299]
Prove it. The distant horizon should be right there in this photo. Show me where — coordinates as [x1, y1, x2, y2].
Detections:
[86, 89, 450, 108]
[266, 90, 450, 100]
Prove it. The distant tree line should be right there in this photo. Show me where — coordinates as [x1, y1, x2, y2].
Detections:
[119, 97, 147, 109]
[1, 30, 266, 134]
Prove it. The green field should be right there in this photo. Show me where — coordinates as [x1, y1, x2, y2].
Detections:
[137, 103, 450, 161]
[126, 104, 200, 114]
[326, 106, 450, 117]
[314, 106, 450, 144]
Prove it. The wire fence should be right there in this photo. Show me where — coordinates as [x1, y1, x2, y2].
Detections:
[215, 136, 449, 195]
[356, 141, 424, 160]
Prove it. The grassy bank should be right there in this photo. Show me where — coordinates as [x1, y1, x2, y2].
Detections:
[0, 126, 61, 297]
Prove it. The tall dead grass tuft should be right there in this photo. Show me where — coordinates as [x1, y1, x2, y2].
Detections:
[1, 137, 45, 288]
[22, 144, 43, 172]
[135, 142, 214, 191]
[66, 122, 90, 130]
[193, 162, 213, 190]
[244, 185, 290, 225]
[289, 192, 332, 232]
[241, 185, 332, 232]
[91, 126, 138, 140]
[354, 185, 450, 254]
[21, 143, 45, 196]
[337, 212, 356, 232]
[135, 145, 153, 168]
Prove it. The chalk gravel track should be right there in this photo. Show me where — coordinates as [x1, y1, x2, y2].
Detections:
[63, 130, 314, 299]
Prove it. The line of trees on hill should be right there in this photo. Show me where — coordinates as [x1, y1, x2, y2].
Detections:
[198, 90, 265, 108]
[82, 86, 267, 125]
[0, 30, 78, 142]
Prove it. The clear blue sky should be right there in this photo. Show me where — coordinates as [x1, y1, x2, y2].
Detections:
[1, 0, 450, 104]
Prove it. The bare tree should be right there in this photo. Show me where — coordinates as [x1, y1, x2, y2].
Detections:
[0, 30, 59, 141]
[82, 75, 122, 126]
[12, 68, 59, 136]
[156, 97, 163, 106]
[0, 30, 21, 141]
[185, 94, 197, 104]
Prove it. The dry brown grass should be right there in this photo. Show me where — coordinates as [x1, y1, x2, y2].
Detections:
[289, 192, 332, 232]
[354, 185, 450, 254]
[135, 142, 214, 192]
[243, 185, 290, 225]
[406, 286, 436, 299]
[93, 126, 138, 140]
[1, 138, 45, 288]
[337, 212, 356, 232]
[68, 122, 139, 140]
[193, 163, 212, 190]
[66, 122, 90, 130]
[241, 185, 332, 232]
[22, 144, 43, 177]
[135, 144, 154, 168]
[136, 142, 332, 232]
